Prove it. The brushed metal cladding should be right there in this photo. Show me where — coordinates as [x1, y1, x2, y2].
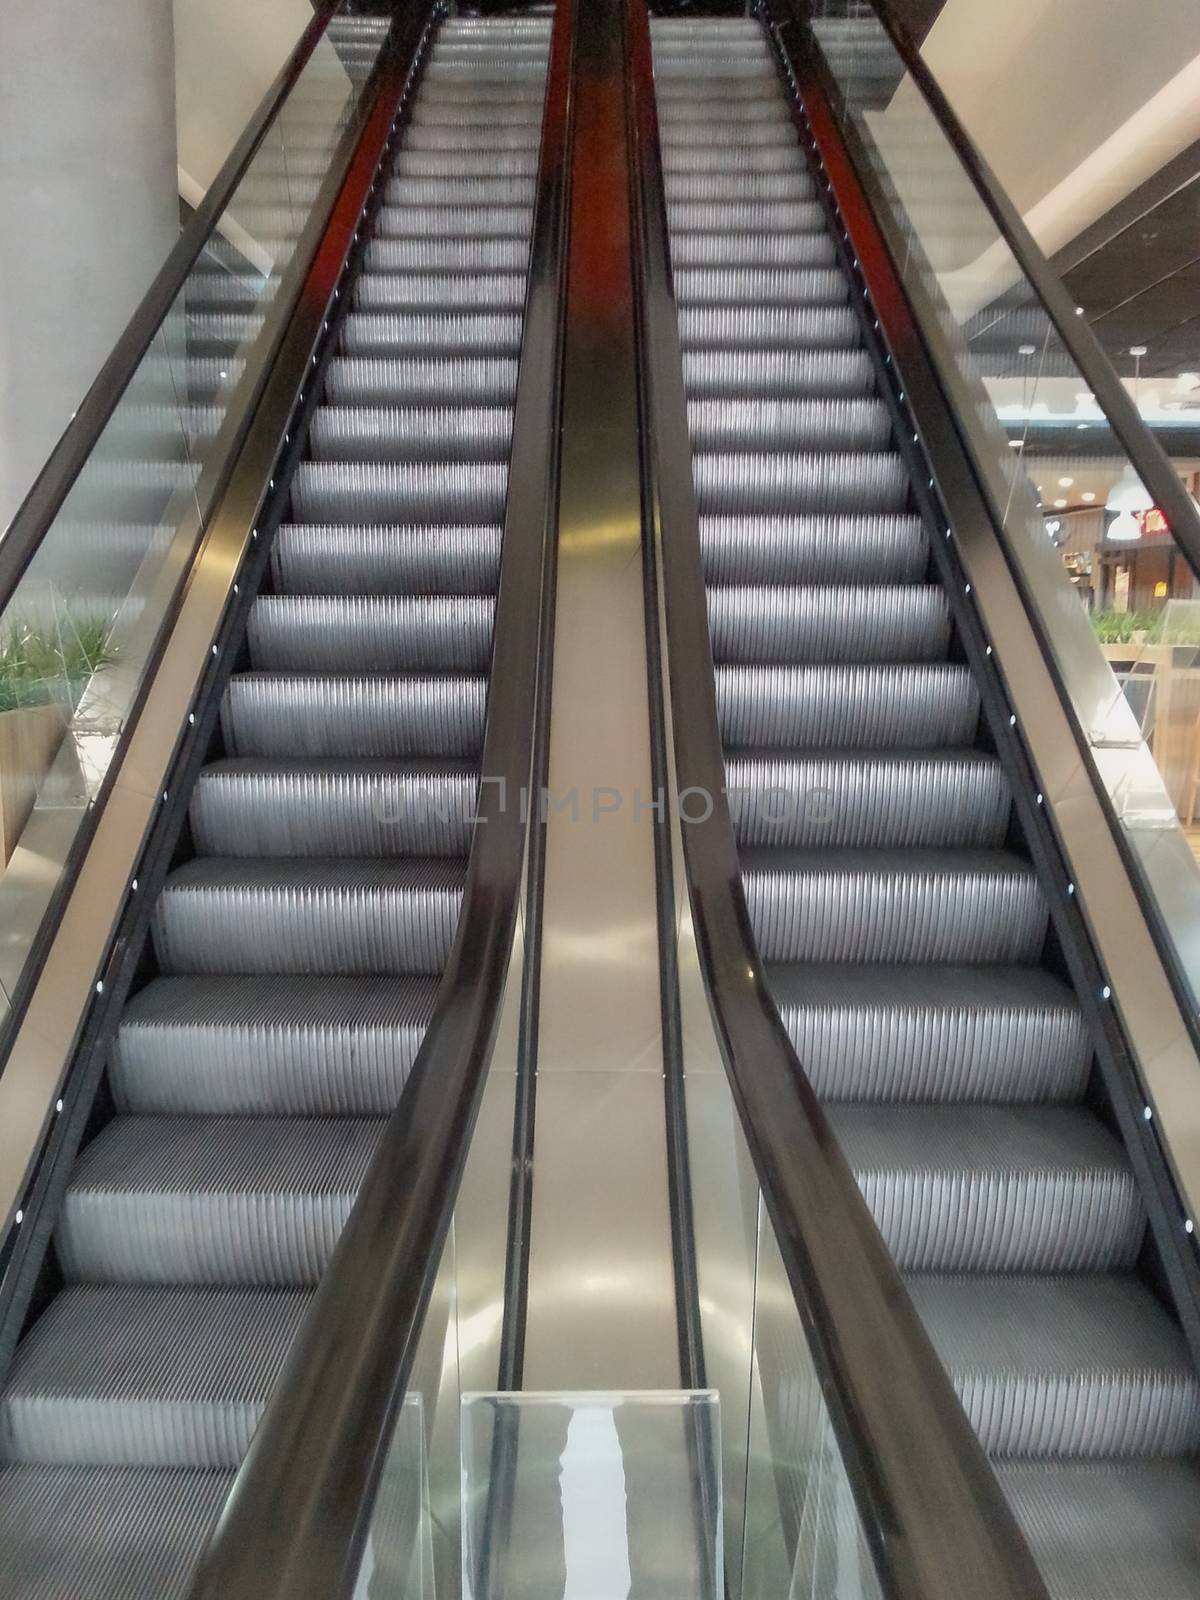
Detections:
[523, 0, 677, 1393]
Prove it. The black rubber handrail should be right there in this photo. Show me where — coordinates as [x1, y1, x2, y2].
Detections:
[0, 4, 340, 606]
[802, 0, 1200, 573]
[184, 3, 573, 1595]
[627, 3, 1049, 1597]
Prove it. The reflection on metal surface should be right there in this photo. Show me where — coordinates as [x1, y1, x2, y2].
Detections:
[523, 0, 678, 1393]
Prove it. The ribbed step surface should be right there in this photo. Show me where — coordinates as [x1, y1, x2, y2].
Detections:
[652, 23, 1197, 1591]
[0, 21, 550, 1589]
[0, 1287, 310, 1466]
[0, 1465, 234, 1600]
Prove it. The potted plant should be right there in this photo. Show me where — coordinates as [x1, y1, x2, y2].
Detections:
[0, 618, 116, 863]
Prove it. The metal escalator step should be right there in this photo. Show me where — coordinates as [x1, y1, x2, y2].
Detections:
[324, 354, 518, 405]
[671, 229, 836, 268]
[695, 450, 909, 515]
[353, 271, 528, 312]
[689, 396, 889, 451]
[0, 1464, 233, 1600]
[685, 348, 873, 400]
[725, 748, 1009, 849]
[680, 304, 860, 351]
[742, 848, 1047, 964]
[222, 673, 486, 759]
[660, 106, 794, 137]
[364, 235, 530, 274]
[270, 521, 501, 595]
[766, 964, 1090, 1103]
[392, 147, 539, 179]
[662, 143, 801, 174]
[658, 78, 788, 106]
[290, 459, 507, 524]
[675, 266, 846, 307]
[654, 56, 774, 80]
[404, 123, 546, 153]
[412, 82, 547, 104]
[248, 593, 494, 672]
[909, 1276, 1200, 1458]
[189, 758, 476, 858]
[661, 124, 792, 152]
[152, 857, 463, 976]
[665, 172, 813, 204]
[339, 311, 524, 357]
[668, 200, 823, 235]
[707, 583, 948, 664]
[0, 1286, 309, 1465]
[307, 404, 513, 462]
[407, 103, 543, 130]
[57, 1116, 384, 1285]
[374, 205, 533, 241]
[832, 1105, 1143, 1272]
[716, 663, 978, 748]
[998, 1460, 1200, 1600]
[111, 976, 439, 1116]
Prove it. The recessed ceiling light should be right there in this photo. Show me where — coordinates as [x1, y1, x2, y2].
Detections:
[1054, 498, 1068, 508]
[1082, 492, 1096, 503]
[1058, 477, 1074, 487]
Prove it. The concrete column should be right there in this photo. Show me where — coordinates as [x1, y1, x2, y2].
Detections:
[0, 0, 179, 529]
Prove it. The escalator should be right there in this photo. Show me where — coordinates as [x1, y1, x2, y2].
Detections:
[0, 14, 551, 1595]
[649, 14, 1200, 1597]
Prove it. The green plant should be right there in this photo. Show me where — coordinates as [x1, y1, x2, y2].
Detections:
[1090, 609, 1160, 645]
[0, 619, 116, 714]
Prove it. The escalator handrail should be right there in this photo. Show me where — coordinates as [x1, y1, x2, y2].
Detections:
[184, 4, 573, 1595]
[627, 4, 1050, 1597]
[793, 0, 1200, 574]
[0, 2, 340, 603]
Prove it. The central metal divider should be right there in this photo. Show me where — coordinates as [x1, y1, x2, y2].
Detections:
[520, 0, 680, 1392]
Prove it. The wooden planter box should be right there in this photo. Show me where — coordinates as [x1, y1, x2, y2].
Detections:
[0, 704, 68, 864]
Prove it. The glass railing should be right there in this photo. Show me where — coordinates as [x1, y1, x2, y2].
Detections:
[800, 0, 1200, 1023]
[673, 921, 884, 1600]
[0, 8, 389, 1031]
